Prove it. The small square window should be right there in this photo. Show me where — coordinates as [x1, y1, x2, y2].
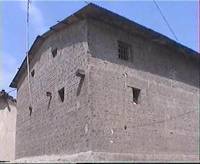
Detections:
[131, 87, 141, 104]
[118, 41, 131, 61]
[132, 87, 140, 104]
[52, 48, 57, 58]
[58, 87, 64, 102]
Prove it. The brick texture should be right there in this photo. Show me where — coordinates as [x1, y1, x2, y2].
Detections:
[16, 20, 92, 158]
[15, 18, 199, 161]
[87, 18, 199, 158]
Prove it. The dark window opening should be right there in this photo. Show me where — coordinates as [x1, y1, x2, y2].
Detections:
[31, 70, 35, 77]
[29, 106, 32, 116]
[132, 87, 141, 104]
[58, 87, 64, 102]
[118, 41, 131, 61]
[52, 48, 57, 58]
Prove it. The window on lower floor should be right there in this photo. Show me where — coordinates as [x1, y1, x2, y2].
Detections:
[58, 87, 65, 102]
[132, 87, 140, 104]
[129, 87, 141, 104]
[52, 48, 58, 58]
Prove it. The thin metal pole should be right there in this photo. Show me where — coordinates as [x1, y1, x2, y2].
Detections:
[26, 0, 32, 108]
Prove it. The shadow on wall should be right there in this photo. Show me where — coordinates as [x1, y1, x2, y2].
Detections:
[90, 31, 200, 89]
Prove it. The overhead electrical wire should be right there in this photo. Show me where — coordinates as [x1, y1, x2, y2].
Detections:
[153, 0, 179, 41]
[7, 89, 16, 94]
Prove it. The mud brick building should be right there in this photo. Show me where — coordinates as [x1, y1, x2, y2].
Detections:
[10, 3, 199, 161]
[0, 90, 17, 161]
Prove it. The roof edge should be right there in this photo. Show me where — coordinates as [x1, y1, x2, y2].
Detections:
[9, 3, 200, 88]
[9, 4, 91, 88]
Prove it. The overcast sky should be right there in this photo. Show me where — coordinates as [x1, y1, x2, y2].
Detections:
[1, 0, 199, 97]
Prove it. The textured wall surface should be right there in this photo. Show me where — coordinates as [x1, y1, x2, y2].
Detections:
[0, 99, 17, 161]
[16, 20, 92, 159]
[87, 18, 199, 160]
[15, 18, 199, 161]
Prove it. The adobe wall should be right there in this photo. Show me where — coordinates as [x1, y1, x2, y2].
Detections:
[15, 17, 199, 161]
[87, 18, 199, 160]
[0, 99, 17, 161]
[15, 20, 92, 159]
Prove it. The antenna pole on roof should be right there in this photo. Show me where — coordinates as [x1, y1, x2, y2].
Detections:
[84, 1, 90, 5]
[26, 0, 33, 110]
[153, 0, 179, 41]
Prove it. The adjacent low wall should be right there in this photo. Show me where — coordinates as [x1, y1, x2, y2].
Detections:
[0, 98, 17, 161]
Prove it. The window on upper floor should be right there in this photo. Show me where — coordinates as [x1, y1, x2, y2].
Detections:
[118, 41, 131, 61]
[31, 69, 35, 77]
[51, 48, 58, 58]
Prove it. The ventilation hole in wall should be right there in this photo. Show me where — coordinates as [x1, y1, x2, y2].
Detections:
[29, 106, 32, 116]
[58, 87, 64, 102]
[31, 69, 35, 77]
[46, 91, 52, 97]
[132, 87, 141, 104]
[124, 125, 127, 130]
[52, 48, 57, 58]
[76, 69, 85, 77]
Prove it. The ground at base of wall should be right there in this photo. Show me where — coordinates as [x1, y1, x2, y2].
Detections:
[12, 151, 199, 163]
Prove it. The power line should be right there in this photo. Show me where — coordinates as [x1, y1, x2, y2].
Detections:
[153, 0, 179, 41]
